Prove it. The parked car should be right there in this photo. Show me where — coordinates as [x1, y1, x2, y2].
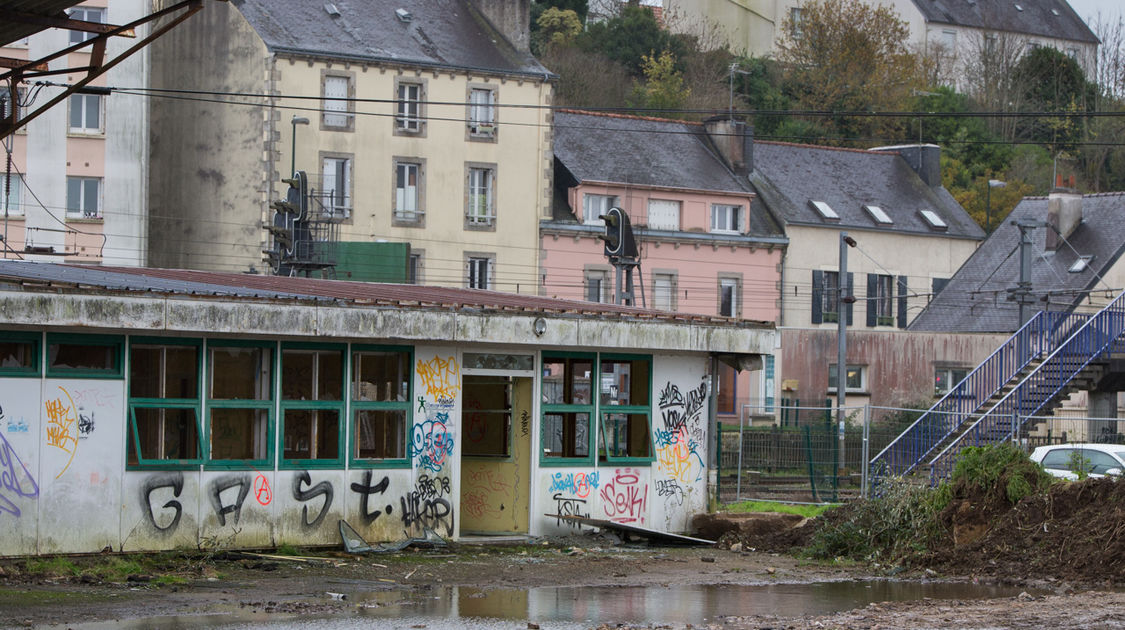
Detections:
[1029, 443, 1125, 480]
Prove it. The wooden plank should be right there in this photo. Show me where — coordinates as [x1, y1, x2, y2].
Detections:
[545, 514, 715, 546]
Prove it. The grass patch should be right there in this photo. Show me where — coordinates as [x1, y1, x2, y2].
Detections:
[724, 500, 835, 519]
[24, 557, 80, 578]
[89, 557, 145, 582]
[152, 575, 188, 586]
[274, 544, 302, 556]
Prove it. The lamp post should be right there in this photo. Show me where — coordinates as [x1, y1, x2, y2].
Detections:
[837, 232, 857, 474]
[290, 115, 310, 177]
[986, 179, 1006, 233]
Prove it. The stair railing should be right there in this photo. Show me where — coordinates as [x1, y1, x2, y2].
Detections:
[868, 310, 1073, 482]
[928, 292, 1125, 482]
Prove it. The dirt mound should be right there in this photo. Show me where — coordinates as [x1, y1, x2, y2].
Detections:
[925, 477, 1125, 584]
[699, 511, 817, 552]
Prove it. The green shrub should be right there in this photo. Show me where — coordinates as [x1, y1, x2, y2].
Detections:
[950, 443, 1054, 504]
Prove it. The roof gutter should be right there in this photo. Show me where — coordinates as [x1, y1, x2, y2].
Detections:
[270, 46, 559, 82]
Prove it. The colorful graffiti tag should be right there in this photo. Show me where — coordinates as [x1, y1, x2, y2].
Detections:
[411, 415, 454, 473]
[600, 468, 648, 524]
[0, 431, 38, 518]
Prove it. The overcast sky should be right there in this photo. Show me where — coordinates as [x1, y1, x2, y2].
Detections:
[1067, 0, 1123, 23]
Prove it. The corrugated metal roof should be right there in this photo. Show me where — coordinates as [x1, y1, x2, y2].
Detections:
[0, 261, 771, 328]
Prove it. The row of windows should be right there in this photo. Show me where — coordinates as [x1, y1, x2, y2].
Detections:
[0, 335, 659, 469]
[582, 194, 746, 235]
[584, 268, 741, 317]
[0, 175, 101, 220]
[309, 156, 496, 229]
[321, 75, 497, 140]
[829, 364, 972, 397]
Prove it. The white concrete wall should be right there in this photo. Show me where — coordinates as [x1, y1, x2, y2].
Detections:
[0, 332, 720, 555]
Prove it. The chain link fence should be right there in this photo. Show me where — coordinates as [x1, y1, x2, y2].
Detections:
[716, 401, 1125, 505]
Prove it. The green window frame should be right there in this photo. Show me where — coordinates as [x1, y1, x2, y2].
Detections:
[280, 342, 346, 469]
[45, 333, 123, 378]
[540, 352, 596, 467]
[126, 337, 203, 469]
[0, 331, 40, 376]
[350, 344, 412, 469]
[598, 354, 654, 463]
[205, 340, 275, 469]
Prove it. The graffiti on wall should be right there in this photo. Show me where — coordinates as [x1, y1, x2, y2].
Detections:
[293, 471, 334, 529]
[43, 385, 112, 479]
[548, 471, 599, 498]
[140, 472, 184, 533]
[208, 474, 252, 527]
[400, 474, 453, 536]
[654, 380, 707, 493]
[0, 430, 39, 518]
[417, 356, 460, 405]
[462, 469, 511, 520]
[600, 468, 648, 524]
[411, 415, 454, 473]
[350, 470, 392, 525]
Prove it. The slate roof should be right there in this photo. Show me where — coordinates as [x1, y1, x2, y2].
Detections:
[909, 192, 1125, 333]
[552, 110, 784, 237]
[0, 261, 770, 327]
[910, 0, 1098, 44]
[749, 142, 985, 240]
[232, 0, 552, 77]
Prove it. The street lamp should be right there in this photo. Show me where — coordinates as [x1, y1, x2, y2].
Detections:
[986, 179, 1006, 233]
[290, 115, 310, 177]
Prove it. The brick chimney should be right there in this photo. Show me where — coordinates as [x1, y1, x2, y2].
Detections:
[869, 144, 942, 187]
[1046, 175, 1082, 251]
[468, 0, 531, 53]
[703, 116, 753, 176]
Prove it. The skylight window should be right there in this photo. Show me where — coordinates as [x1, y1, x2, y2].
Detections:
[1051, 8, 1060, 16]
[863, 205, 893, 225]
[810, 200, 839, 221]
[1069, 256, 1092, 273]
[1014, 4, 1023, 11]
[919, 210, 947, 230]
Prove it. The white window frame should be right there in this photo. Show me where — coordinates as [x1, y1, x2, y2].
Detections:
[322, 74, 352, 130]
[408, 252, 423, 285]
[468, 87, 496, 138]
[934, 366, 971, 397]
[320, 155, 352, 219]
[0, 174, 23, 216]
[719, 276, 740, 317]
[466, 166, 495, 228]
[653, 271, 676, 311]
[467, 256, 493, 290]
[69, 93, 102, 133]
[710, 203, 742, 233]
[395, 160, 423, 223]
[789, 7, 803, 40]
[396, 81, 423, 133]
[66, 176, 102, 219]
[67, 7, 105, 44]
[584, 267, 610, 303]
[828, 364, 866, 394]
[873, 274, 894, 325]
[583, 193, 616, 225]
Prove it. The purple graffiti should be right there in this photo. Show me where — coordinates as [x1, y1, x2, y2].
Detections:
[0, 432, 39, 517]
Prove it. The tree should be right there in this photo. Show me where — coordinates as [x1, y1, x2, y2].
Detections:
[627, 50, 691, 114]
[579, 4, 688, 75]
[912, 87, 1012, 177]
[535, 7, 582, 49]
[1012, 46, 1097, 153]
[775, 0, 921, 141]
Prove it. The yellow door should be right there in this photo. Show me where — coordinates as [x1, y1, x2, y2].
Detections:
[459, 375, 532, 534]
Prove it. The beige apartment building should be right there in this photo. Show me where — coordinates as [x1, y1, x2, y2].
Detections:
[147, 0, 555, 289]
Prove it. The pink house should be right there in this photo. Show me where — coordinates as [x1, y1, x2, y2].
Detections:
[543, 110, 786, 422]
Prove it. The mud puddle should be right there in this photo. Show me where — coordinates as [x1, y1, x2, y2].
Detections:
[40, 580, 1040, 629]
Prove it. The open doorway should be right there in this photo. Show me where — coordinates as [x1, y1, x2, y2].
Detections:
[459, 374, 533, 534]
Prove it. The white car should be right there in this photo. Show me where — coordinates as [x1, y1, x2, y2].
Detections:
[1029, 443, 1125, 480]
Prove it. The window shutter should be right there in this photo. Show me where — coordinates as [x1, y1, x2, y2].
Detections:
[897, 275, 908, 328]
[866, 274, 878, 327]
[845, 272, 854, 325]
[322, 158, 336, 199]
[811, 270, 823, 324]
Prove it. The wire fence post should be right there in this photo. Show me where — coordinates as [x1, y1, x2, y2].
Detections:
[861, 403, 870, 499]
[736, 407, 745, 501]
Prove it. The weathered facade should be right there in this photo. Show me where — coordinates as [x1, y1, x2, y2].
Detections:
[0, 262, 773, 556]
[147, 0, 554, 290]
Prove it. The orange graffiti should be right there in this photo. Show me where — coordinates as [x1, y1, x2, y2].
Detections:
[44, 387, 79, 479]
[417, 356, 460, 401]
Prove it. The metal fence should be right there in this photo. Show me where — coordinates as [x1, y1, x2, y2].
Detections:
[715, 402, 1125, 505]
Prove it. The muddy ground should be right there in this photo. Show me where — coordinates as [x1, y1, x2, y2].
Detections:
[2, 478, 1124, 629]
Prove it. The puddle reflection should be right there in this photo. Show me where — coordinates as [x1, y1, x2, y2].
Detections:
[48, 580, 1040, 629]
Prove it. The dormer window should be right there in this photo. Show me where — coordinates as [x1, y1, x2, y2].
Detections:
[1069, 256, 1092, 273]
[810, 200, 839, 221]
[919, 209, 947, 230]
[863, 205, 893, 225]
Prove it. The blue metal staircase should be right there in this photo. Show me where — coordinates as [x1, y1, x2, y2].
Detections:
[869, 293, 1125, 487]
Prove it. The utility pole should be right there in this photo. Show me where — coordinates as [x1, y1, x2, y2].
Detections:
[837, 232, 856, 472]
[1012, 219, 1046, 326]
